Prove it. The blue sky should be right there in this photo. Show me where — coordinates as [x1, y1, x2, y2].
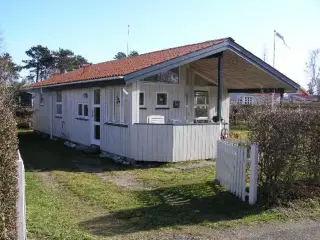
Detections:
[1, 0, 320, 88]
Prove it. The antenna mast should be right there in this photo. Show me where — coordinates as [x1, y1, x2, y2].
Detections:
[127, 25, 130, 56]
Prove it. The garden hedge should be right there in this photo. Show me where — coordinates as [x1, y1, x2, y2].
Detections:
[248, 105, 320, 204]
[0, 84, 18, 239]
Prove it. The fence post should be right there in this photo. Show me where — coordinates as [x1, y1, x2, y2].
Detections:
[249, 143, 259, 205]
[17, 151, 26, 240]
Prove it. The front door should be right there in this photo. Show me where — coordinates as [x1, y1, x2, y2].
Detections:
[91, 88, 101, 145]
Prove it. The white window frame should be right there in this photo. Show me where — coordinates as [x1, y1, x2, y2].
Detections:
[107, 87, 128, 125]
[244, 96, 253, 105]
[77, 103, 89, 119]
[139, 91, 145, 107]
[237, 96, 243, 105]
[193, 90, 209, 121]
[56, 92, 62, 116]
[156, 92, 169, 108]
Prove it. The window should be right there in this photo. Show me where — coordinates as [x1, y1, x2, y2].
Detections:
[237, 96, 243, 104]
[142, 67, 179, 84]
[139, 92, 145, 107]
[156, 93, 168, 107]
[40, 93, 44, 106]
[244, 96, 253, 105]
[106, 87, 129, 124]
[77, 103, 89, 118]
[56, 92, 62, 116]
[194, 91, 209, 119]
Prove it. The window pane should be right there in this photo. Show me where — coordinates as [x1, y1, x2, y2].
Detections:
[57, 92, 62, 102]
[94, 125, 100, 140]
[194, 91, 208, 105]
[94, 107, 100, 122]
[84, 104, 88, 116]
[78, 104, 83, 116]
[94, 89, 100, 104]
[157, 93, 167, 106]
[139, 92, 144, 106]
[124, 93, 129, 123]
[195, 106, 208, 118]
[142, 67, 179, 84]
[115, 88, 121, 122]
[57, 104, 62, 115]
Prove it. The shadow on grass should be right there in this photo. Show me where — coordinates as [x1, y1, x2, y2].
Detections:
[18, 131, 169, 173]
[79, 182, 265, 237]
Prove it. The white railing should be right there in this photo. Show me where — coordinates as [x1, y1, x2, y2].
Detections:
[17, 151, 26, 240]
[216, 141, 259, 205]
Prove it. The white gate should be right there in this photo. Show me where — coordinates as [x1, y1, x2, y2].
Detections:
[216, 140, 259, 205]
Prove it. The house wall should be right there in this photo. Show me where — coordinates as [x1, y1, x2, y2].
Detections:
[32, 89, 51, 134]
[139, 67, 230, 123]
[32, 88, 92, 146]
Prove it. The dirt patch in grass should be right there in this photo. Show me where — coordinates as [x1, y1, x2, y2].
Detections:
[97, 172, 153, 190]
[163, 161, 216, 173]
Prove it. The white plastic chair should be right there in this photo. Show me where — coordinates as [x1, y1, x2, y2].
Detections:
[147, 115, 165, 124]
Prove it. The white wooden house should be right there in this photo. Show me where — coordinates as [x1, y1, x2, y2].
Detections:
[28, 38, 300, 162]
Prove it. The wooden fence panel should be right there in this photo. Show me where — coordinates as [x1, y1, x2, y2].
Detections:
[216, 141, 258, 204]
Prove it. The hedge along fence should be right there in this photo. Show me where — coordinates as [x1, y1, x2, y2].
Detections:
[248, 106, 320, 204]
[0, 84, 18, 239]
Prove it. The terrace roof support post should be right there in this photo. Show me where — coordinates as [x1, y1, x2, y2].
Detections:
[217, 52, 223, 123]
[279, 88, 284, 106]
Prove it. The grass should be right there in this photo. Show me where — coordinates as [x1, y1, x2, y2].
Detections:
[19, 131, 319, 239]
[230, 123, 249, 139]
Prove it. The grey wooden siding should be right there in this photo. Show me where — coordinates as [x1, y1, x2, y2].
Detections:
[130, 124, 174, 162]
[32, 90, 50, 134]
[172, 124, 220, 162]
[129, 124, 220, 162]
[101, 125, 129, 157]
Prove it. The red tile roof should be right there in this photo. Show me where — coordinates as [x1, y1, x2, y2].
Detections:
[30, 38, 230, 87]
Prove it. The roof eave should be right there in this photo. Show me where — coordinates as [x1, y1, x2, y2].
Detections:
[26, 76, 125, 90]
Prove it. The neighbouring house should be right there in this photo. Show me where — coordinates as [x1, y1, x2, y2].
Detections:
[230, 92, 281, 105]
[27, 38, 300, 162]
[230, 87, 319, 105]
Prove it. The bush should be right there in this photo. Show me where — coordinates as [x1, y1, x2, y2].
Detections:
[248, 106, 320, 205]
[0, 84, 18, 239]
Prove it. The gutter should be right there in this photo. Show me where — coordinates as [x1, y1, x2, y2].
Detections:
[26, 76, 125, 89]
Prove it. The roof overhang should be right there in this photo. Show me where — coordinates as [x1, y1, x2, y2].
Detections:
[124, 40, 300, 92]
[25, 76, 125, 90]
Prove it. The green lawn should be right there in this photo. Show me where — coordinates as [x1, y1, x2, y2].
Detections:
[230, 124, 249, 139]
[19, 131, 319, 240]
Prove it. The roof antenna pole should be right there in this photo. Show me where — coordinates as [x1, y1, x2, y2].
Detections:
[127, 24, 130, 56]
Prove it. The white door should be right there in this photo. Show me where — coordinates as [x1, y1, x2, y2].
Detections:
[91, 88, 101, 145]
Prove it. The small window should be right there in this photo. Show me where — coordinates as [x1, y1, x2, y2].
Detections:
[84, 104, 88, 117]
[244, 96, 253, 105]
[40, 94, 44, 106]
[156, 93, 168, 107]
[237, 96, 243, 104]
[56, 92, 62, 116]
[77, 103, 89, 118]
[194, 91, 209, 120]
[143, 67, 179, 84]
[56, 104, 62, 115]
[78, 104, 83, 116]
[139, 92, 145, 106]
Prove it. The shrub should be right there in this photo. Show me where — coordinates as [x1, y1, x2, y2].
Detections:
[0, 84, 18, 239]
[248, 106, 320, 204]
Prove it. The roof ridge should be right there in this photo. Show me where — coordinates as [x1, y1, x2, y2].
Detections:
[93, 37, 232, 66]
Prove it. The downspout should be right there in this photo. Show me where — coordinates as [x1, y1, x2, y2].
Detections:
[49, 95, 53, 139]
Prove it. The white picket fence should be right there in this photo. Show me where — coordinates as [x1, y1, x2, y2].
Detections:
[17, 151, 26, 240]
[216, 140, 259, 205]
